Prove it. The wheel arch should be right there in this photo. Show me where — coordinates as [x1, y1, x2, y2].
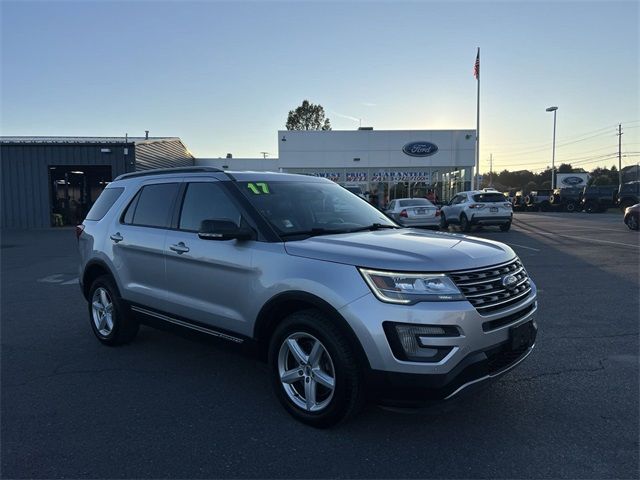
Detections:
[81, 260, 118, 300]
[253, 291, 371, 369]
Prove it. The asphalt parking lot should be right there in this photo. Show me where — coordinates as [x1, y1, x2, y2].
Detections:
[1, 211, 638, 479]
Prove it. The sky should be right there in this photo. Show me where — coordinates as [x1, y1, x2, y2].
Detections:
[1, 0, 638, 173]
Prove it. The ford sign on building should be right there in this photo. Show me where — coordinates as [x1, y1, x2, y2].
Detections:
[198, 128, 476, 205]
[557, 173, 590, 188]
[402, 141, 439, 157]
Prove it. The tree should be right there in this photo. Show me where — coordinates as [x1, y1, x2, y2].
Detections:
[286, 100, 331, 131]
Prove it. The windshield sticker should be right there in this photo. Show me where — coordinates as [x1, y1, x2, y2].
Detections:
[247, 182, 270, 194]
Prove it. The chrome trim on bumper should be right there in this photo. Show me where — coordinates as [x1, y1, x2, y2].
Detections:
[443, 343, 535, 400]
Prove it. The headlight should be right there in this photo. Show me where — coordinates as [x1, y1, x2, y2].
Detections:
[358, 268, 464, 304]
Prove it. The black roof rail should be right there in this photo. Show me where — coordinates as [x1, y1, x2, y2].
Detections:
[114, 166, 224, 181]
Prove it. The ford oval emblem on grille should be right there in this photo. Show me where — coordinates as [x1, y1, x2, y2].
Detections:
[502, 274, 518, 290]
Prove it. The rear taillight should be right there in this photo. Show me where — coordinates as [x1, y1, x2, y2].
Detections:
[469, 203, 485, 209]
[75, 224, 85, 241]
[504, 202, 512, 208]
[400, 209, 408, 218]
[435, 209, 441, 217]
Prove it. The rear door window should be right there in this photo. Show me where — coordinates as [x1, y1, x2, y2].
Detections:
[124, 183, 179, 228]
[85, 187, 124, 221]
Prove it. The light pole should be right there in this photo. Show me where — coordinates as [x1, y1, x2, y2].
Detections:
[546, 106, 558, 189]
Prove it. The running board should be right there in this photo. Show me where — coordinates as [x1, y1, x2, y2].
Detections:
[130, 306, 244, 344]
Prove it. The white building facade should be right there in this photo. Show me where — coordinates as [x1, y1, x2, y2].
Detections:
[197, 128, 476, 205]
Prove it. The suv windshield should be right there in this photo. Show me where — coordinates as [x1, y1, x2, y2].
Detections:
[238, 180, 396, 238]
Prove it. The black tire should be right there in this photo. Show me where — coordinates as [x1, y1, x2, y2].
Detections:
[626, 214, 639, 231]
[539, 201, 551, 212]
[439, 213, 449, 230]
[460, 214, 471, 233]
[88, 275, 139, 346]
[584, 201, 597, 213]
[500, 221, 512, 232]
[566, 202, 577, 213]
[268, 310, 365, 428]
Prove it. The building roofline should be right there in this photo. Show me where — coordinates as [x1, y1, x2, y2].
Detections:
[0, 136, 182, 145]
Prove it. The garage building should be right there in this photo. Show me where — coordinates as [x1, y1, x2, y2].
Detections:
[1, 136, 194, 228]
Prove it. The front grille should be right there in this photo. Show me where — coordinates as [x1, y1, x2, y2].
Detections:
[449, 258, 532, 315]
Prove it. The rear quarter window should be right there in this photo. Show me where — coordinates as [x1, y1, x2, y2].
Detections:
[85, 187, 124, 221]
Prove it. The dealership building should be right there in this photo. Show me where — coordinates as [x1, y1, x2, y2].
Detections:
[198, 128, 476, 207]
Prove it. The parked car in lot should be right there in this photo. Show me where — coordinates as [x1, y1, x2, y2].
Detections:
[510, 190, 526, 211]
[623, 203, 639, 230]
[77, 168, 537, 427]
[523, 190, 553, 211]
[617, 181, 639, 210]
[581, 185, 618, 213]
[440, 189, 513, 232]
[385, 198, 440, 228]
[549, 187, 583, 212]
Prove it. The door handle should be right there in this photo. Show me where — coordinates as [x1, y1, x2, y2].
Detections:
[110, 232, 123, 243]
[169, 242, 190, 254]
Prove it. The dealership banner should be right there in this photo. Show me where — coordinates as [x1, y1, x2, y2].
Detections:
[371, 171, 431, 182]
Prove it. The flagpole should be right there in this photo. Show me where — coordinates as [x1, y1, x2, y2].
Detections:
[475, 47, 480, 190]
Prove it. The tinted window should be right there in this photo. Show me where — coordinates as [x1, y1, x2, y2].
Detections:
[179, 182, 241, 232]
[85, 187, 124, 221]
[399, 199, 433, 207]
[129, 183, 179, 228]
[473, 193, 506, 203]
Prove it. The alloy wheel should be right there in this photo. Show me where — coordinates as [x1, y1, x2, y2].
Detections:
[92, 287, 114, 336]
[277, 332, 336, 412]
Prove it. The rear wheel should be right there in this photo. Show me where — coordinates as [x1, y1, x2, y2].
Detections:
[460, 214, 471, 233]
[566, 202, 577, 213]
[626, 214, 639, 231]
[268, 310, 365, 428]
[88, 275, 139, 345]
[500, 221, 512, 232]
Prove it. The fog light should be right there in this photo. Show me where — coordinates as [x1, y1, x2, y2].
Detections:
[396, 325, 446, 358]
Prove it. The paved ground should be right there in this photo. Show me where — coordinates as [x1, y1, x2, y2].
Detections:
[2, 212, 638, 479]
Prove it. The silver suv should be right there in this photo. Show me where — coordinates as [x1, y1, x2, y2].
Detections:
[440, 189, 513, 232]
[78, 168, 537, 427]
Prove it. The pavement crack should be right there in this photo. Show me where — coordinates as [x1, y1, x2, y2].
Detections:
[509, 359, 607, 383]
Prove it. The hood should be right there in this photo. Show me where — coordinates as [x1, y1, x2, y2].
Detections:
[284, 229, 515, 272]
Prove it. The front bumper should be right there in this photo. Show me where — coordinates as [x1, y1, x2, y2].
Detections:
[338, 282, 537, 400]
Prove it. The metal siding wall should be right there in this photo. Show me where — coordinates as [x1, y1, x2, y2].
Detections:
[0, 143, 129, 229]
[134, 140, 194, 171]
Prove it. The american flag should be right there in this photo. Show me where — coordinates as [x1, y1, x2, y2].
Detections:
[473, 50, 480, 79]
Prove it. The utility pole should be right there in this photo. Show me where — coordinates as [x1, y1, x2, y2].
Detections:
[489, 153, 493, 187]
[617, 124, 623, 187]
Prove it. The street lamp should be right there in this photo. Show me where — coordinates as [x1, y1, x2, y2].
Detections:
[546, 106, 558, 189]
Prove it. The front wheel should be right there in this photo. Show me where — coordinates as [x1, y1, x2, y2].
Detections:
[460, 214, 471, 233]
[439, 213, 449, 230]
[268, 310, 365, 428]
[566, 202, 577, 213]
[626, 214, 639, 231]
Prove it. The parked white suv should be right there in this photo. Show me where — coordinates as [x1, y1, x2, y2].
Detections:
[440, 189, 513, 232]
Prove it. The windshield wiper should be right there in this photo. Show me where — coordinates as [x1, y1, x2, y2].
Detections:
[346, 223, 400, 233]
[279, 228, 343, 238]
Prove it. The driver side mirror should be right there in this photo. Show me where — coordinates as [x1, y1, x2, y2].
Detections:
[198, 218, 254, 241]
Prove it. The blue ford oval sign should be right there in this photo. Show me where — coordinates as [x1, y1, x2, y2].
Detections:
[561, 176, 585, 186]
[402, 141, 438, 157]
